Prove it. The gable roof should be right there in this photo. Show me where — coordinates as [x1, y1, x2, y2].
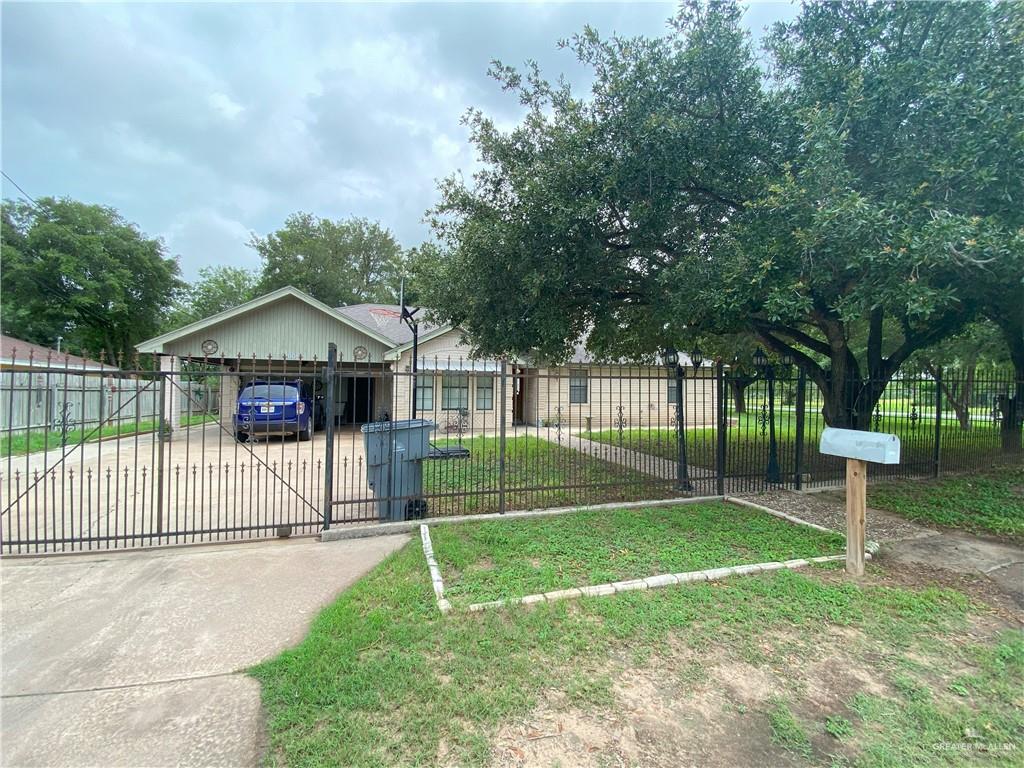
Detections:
[383, 322, 458, 360]
[335, 304, 445, 347]
[135, 286, 397, 354]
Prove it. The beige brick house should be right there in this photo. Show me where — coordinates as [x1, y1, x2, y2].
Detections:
[139, 286, 716, 434]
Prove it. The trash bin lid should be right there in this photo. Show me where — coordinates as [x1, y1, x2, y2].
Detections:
[360, 418, 437, 433]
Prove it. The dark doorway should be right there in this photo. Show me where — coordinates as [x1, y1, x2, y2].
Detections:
[513, 371, 526, 424]
[344, 376, 375, 424]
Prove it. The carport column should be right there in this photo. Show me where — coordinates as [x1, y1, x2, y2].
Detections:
[160, 354, 181, 441]
[220, 366, 240, 431]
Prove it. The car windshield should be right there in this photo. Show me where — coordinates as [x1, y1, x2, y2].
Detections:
[240, 384, 299, 400]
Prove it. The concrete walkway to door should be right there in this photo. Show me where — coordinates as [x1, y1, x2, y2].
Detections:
[1, 534, 408, 767]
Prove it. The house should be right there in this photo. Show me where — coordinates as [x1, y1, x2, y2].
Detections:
[135, 286, 715, 435]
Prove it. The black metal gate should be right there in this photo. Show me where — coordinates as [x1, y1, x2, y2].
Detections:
[1, 351, 330, 554]
[3, 343, 1020, 556]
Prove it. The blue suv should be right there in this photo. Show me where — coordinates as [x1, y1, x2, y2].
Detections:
[235, 380, 323, 442]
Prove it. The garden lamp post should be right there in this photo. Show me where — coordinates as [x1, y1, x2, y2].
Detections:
[663, 347, 693, 492]
[753, 347, 782, 484]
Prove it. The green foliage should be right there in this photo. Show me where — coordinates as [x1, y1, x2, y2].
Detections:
[869, 466, 1024, 539]
[430, 502, 843, 605]
[767, 697, 812, 757]
[1, 197, 183, 362]
[426, 0, 1023, 428]
[252, 527, 990, 767]
[252, 213, 406, 307]
[0, 413, 215, 458]
[825, 714, 853, 740]
[423, 435, 669, 515]
[583, 411, 1011, 482]
[165, 265, 258, 329]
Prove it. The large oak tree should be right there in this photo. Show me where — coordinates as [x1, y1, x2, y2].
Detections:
[425, 0, 1023, 435]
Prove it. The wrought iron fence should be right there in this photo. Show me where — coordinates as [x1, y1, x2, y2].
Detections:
[1, 345, 1020, 556]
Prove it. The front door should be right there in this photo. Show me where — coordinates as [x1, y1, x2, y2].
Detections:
[513, 370, 526, 424]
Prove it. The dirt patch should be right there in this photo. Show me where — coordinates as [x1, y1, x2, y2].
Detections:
[488, 627, 876, 768]
[748, 488, 926, 542]
[487, 604, 1016, 768]
[821, 557, 1023, 625]
[489, 664, 803, 768]
[744, 489, 1024, 612]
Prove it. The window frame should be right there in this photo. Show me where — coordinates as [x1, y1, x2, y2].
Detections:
[568, 369, 588, 404]
[475, 375, 494, 411]
[415, 374, 434, 412]
[441, 372, 470, 411]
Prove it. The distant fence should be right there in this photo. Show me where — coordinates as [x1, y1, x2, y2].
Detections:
[0, 370, 219, 433]
[0, 350, 1020, 555]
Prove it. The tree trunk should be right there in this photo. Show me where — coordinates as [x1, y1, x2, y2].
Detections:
[929, 363, 974, 431]
[729, 377, 752, 414]
[818, 376, 886, 431]
[998, 379, 1023, 455]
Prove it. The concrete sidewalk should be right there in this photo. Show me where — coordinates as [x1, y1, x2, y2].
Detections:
[1, 534, 408, 767]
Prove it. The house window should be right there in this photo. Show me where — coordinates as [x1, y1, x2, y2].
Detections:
[667, 377, 678, 404]
[475, 375, 494, 411]
[415, 375, 433, 411]
[442, 373, 469, 410]
[569, 370, 588, 404]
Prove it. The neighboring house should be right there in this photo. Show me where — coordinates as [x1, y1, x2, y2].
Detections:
[135, 286, 715, 434]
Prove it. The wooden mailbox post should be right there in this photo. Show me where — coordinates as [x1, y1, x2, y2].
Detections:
[819, 427, 901, 576]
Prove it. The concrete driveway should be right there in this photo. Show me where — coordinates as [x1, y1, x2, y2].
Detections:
[3, 424, 377, 554]
[1, 534, 409, 767]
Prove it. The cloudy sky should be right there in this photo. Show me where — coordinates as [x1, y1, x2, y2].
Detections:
[2, 1, 796, 280]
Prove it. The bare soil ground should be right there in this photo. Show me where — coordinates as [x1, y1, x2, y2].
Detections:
[488, 564, 1020, 768]
[464, 489, 1023, 768]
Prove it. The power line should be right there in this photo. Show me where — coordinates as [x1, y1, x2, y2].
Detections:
[1, 170, 39, 206]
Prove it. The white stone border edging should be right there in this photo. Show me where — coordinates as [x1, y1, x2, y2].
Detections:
[420, 524, 451, 614]
[321, 495, 724, 543]
[465, 551, 874, 612]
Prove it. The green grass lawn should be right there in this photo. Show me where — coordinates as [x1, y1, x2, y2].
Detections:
[868, 466, 1024, 540]
[0, 413, 217, 458]
[431, 502, 843, 606]
[583, 412, 1012, 481]
[423, 434, 671, 516]
[251, 528, 1023, 767]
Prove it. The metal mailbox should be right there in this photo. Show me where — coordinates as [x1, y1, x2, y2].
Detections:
[819, 427, 900, 465]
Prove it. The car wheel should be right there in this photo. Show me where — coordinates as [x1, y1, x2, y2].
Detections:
[298, 423, 312, 441]
[404, 499, 428, 520]
[235, 431, 249, 443]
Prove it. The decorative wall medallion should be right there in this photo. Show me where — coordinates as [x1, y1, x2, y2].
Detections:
[353, 345, 368, 361]
[201, 339, 219, 356]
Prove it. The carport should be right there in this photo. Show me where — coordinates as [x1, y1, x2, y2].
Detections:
[135, 286, 397, 434]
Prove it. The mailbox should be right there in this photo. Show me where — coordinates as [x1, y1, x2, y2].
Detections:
[819, 427, 900, 465]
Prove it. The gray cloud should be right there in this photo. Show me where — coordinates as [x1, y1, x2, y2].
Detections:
[2, 1, 792, 280]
